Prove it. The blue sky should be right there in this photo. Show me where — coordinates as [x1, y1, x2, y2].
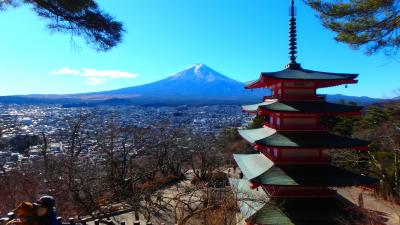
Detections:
[0, 0, 398, 98]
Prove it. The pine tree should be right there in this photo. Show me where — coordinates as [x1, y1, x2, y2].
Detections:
[306, 0, 400, 56]
[0, 0, 124, 51]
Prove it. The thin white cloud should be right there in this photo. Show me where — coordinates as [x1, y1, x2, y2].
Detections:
[50, 67, 81, 75]
[85, 77, 107, 86]
[81, 68, 138, 78]
[50, 67, 139, 86]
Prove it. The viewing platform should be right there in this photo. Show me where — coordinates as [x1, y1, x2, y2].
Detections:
[0, 212, 162, 225]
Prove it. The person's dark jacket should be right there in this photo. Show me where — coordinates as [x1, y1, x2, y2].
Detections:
[38, 208, 59, 225]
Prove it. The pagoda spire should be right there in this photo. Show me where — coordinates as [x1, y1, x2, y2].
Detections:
[286, 0, 301, 69]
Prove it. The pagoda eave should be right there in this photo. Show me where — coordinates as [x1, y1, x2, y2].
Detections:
[263, 95, 327, 101]
[254, 184, 378, 198]
[234, 154, 377, 189]
[245, 77, 358, 89]
[258, 150, 331, 164]
[257, 108, 362, 116]
[239, 127, 370, 150]
[242, 110, 258, 115]
[254, 143, 369, 151]
[266, 189, 336, 198]
[253, 182, 376, 189]
[242, 100, 278, 113]
[250, 164, 378, 188]
[243, 100, 363, 115]
[246, 197, 375, 225]
[258, 185, 337, 197]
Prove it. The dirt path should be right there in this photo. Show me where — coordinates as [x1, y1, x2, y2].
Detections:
[338, 187, 400, 225]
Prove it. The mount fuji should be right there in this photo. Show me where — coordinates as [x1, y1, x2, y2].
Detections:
[90, 64, 265, 103]
[0, 64, 266, 105]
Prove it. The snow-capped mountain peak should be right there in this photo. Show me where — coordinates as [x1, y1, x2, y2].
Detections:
[191, 63, 204, 73]
[169, 64, 231, 82]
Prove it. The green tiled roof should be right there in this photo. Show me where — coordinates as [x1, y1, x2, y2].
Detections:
[256, 131, 369, 149]
[261, 68, 358, 80]
[242, 100, 277, 112]
[233, 153, 273, 180]
[229, 179, 374, 224]
[258, 101, 363, 113]
[233, 154, 377, 187]
[238, 127, 277, 144]
[253, 164, 377, 186]
[238, 127, 370, 149]
[253, 204, 294, 225]
[253, 197, 366, 225]
[228, 178, 269, 220]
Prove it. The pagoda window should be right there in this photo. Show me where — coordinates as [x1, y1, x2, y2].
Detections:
[273, 148, 278, 158]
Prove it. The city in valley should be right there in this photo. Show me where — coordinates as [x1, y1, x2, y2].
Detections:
[0, 104, 250, 173]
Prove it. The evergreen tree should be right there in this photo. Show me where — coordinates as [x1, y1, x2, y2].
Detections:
[306, 0, 400, 56]
[0, 0, 124, 51]
[328, 102, 400, 201]
[248, 114, 265, 129]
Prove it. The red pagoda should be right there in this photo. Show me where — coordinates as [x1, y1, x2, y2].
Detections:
[229, 1, 377, 224]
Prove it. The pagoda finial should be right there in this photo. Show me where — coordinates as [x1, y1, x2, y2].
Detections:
[286, 0, 301, 69]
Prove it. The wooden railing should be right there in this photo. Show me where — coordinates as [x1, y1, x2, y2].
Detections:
[263, 94, 326, 101]
[0, 212, 165, 225]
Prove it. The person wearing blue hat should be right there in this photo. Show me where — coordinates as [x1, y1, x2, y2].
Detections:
[34, 196, 59, 225]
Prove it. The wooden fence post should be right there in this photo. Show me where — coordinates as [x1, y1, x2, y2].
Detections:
[7, 213, 15, 220]
[94, 219, 100, 225]
[80, 218, 87, 225]
[106, 219, 113, 225]
[0, 216, 10, 225]
[56, 217, 62, 225]
[68, 218, 75, 225]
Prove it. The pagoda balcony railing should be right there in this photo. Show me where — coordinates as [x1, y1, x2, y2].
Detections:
[261, 186, 337, 197]
[257, 149, 331, 164]
[262, 122, 326, 132]
[263, 95, 326, 101]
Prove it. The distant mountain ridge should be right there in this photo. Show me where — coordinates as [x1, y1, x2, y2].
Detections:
[0, 64, 382, 106]
[326, 94, 379, 106]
